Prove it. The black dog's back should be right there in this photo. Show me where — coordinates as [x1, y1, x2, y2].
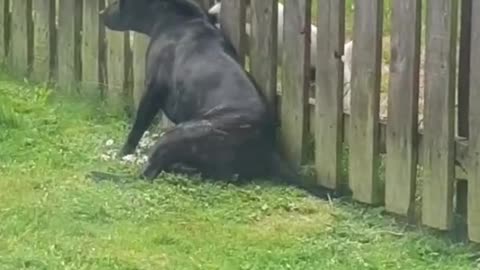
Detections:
[147, 19, 269, 126]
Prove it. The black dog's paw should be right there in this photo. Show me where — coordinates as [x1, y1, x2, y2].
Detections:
[140, 164, 159, 183]
[119, 143, 136, 157]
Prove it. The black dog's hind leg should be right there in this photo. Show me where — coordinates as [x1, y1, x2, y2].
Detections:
[121, 89, 162, 156]
[140, 119, 236, 181]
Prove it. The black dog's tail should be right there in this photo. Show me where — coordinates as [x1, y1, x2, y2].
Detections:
[269, 150, 338, 199]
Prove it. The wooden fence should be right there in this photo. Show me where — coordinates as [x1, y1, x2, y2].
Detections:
[1, 0, 480, 243]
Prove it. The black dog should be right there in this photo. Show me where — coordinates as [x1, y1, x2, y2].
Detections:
[100, 0, 297, 182]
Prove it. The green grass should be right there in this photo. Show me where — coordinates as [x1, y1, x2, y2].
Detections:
[0, 71, 478, 269]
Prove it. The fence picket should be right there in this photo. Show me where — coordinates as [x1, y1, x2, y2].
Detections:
[468, 0, 480, 243]
[219, 0, 246, 65]
[249, 0, 278, 116]
[9, 0, 31, 77]
[422, 0, 457, 230]
[349, 0, 384, 204]
[314, 0, 345, 190]
[81, 0, 103, 90]
[279, 0, 311, 168]
[104, 0, 129, 105]
[385, 0, 421, 218]
[0, 0, 10, 62]
[57, 0, 81, 90]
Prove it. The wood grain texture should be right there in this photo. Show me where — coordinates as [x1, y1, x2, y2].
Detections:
[219, 0, 246, 65]
[468, 0, 480, 242]
[458, 0, 472, 138]
[0, 0, 10, 62]
[9, 0, 31, 77]
[57, 0, 81, 90]
[105, 0, 129, 104]
[456, 0, 472, 237]
[249, 0, 278, 115]
[32, 0, 54, 82]
[385, 0, 421, 218]
[279, 0, 311, 168]
[422, 0, 457, 230]
[314, 0, 345, 190]
[348, 0, 383, 204]
[81, 0, 102, 90]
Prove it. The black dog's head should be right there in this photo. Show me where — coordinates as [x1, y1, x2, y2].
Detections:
[100, 0, 208, 34]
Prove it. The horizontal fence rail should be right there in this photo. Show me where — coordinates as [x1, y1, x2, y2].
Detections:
[1, 0, 478, 243]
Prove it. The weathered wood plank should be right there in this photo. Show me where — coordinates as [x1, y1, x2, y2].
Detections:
[314, 0, 345, 190]
[31, 0, 54, 82]
[349, 0, 384, 204]
[278, 96, 469, 179]
[132, 33, 149, 110]
[456, 0, 472, 234]
[422, 0, 457, 230]
[468, 0, 480, 243]
[105, 0, 128, 104]
[0, 0, 10, 62]
[82, 0, 102, 90]
[219, 0, 246, 65]
[249, 0, 278, 114]
[279, 0, 311, 168]
[57, 0, 81, 90]
[385, 0, 421, 218]
[9, 0, 31, 77]
[458, 0, 472, 138]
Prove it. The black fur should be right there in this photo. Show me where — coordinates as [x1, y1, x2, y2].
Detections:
[100, 0, 297, 182]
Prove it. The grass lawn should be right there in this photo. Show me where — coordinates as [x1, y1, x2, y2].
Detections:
[0, 71, 478, 269]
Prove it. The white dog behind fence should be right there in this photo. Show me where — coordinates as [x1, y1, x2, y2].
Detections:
[209, 2, 467, 134]
[208, 1, 354, 113]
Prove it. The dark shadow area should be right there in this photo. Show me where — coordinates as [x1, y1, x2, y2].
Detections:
[87, 165, 348, 202]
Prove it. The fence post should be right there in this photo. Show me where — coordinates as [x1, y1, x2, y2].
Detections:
[31, 0, 55, 82]
[279, 0, 311, 169]
[458, 0, 472, 139]
[315, 0, 345, 190]
[57, 0, 82, 91]
[385, 0, 421, 219]
[9, 0, 32, 77]
[468, 0, 480, 243]
[219, 0, 246, 66]
[104, 0, 129, 106]
[349, 0, 384, 204]
[0, 0, 10, 63]
[81, 0, 103, 91]
[422, 0, 457, 230]
[456, 0, 472, 238]
[249, 1, 278, 116]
